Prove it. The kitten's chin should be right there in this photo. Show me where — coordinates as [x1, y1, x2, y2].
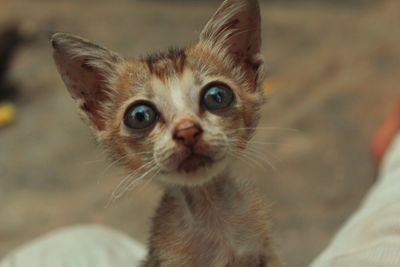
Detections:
[157, 157, 229, 186]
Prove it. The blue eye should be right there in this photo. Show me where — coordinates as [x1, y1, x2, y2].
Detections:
[202, 84, 235, 111]
[124, 104, 158, 130]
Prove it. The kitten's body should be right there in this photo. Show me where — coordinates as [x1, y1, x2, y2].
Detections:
[51, 0, 284, 266]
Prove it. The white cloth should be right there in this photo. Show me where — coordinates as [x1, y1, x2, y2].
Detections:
[0, 225, 146, 267]
[310, 134, 400, 267]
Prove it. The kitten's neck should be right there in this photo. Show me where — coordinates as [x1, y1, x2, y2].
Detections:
[143, 173, 283, 267]
[170, 174, 239, 217]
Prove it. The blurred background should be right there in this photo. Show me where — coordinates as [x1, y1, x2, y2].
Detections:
[0, 0, 399, 266]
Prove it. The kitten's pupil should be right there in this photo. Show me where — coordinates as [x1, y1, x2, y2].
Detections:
[202, 84, 235, 111]
[136, 110, 146, 122]
[124, 104, 157, 130]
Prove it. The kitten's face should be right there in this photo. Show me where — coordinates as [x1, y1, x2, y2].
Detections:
[100, 46, 263, 185]
[52, 0, 263, 186]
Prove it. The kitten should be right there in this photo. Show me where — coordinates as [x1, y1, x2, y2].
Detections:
[51, 0, 283, 266]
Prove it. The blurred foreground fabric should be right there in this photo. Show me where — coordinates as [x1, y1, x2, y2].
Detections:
[0, 225, 146, 267]
[311, 134, 400, 267]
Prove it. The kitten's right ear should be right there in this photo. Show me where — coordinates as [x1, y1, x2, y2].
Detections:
[51, 33, 124, 132]
[199, 0, 263, 89]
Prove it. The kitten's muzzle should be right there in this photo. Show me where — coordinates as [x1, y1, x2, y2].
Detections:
[173, 119, 212, 173]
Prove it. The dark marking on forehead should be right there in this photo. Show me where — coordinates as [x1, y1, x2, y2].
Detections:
[144, 47, 186, 81]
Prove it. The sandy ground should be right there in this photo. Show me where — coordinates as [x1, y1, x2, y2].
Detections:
[0, 0, 399, 266]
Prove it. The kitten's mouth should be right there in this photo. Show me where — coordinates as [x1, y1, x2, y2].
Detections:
[178, 153, 214, 173]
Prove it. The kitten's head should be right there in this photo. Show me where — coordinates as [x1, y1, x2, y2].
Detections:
[52, 0, 264, 186]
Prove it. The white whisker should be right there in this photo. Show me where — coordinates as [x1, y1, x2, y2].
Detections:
[228, 139, 278, 173]
[106, 161, 157, 207]
[228, 126, 300, 134]
[245, 143, 282, 163]
[124, 165, 159, 193]
[136, 168, 161, 193]
[113, 162, 155, 196]
[241, 147, 278, 172]
[96, 151, 153, 184]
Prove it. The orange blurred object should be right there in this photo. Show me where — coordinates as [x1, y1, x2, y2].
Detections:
[372, 100, 400, 166]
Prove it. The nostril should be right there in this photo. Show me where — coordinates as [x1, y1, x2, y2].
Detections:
[193, 129, 202, 140]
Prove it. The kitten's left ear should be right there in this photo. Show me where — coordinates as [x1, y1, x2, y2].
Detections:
[51, 33, 124, 132]
[200, 0, 263, 86]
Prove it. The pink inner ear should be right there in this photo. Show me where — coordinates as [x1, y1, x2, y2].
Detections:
[57, 55, 111, 131]
[226, 18, 261, 61]
[52, 32, 123, 132]
[200, 0, 262, 89]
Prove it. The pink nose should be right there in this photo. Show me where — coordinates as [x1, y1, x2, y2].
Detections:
[173, 119, 203, 147]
